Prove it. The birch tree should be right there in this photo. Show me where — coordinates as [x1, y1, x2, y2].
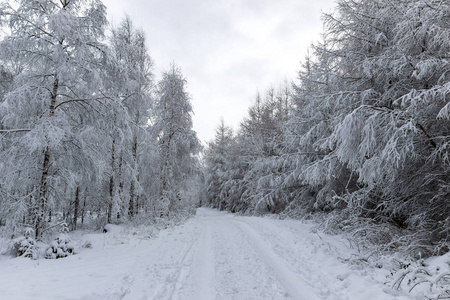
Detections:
[109, 16, 154, 218]
[0, 0, 108, 238]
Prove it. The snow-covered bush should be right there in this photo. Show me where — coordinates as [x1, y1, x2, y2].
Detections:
[389, 256, 450, 299]
[45, 224, 74, 259]
[12, 228, 37, 259]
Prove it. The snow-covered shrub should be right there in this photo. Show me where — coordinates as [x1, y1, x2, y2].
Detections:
[389, 256, 450, 299]
[12, 227, 37, 259]
[45, 224, 74, 259]
[45, 234, 74, 259]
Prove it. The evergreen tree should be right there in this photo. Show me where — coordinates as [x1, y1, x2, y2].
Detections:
[203, 118, 235, 209]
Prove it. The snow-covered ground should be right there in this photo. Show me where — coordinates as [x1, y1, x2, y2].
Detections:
[0, 208, 413, 300]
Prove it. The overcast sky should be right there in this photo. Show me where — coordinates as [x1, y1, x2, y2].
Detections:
[102, 0, 336, 143]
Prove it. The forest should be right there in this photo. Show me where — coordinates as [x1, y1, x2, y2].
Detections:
[0, 0, 201, 244]
[0, 0, 449, 270]
[203, 0, 450, 261]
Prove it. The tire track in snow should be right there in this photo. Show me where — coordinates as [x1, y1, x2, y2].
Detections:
[167, 228, 203, 300]
[193, 220, 215, 300]
[101, 221, 205, 300]
[210, 217, 296, 299]
[231, 219, 321, 300]
[168, 218, 216, 300]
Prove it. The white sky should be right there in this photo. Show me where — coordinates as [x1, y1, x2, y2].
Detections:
[102, 0, 336, 143]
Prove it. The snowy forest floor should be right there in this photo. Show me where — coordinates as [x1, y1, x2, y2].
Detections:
[0, 208, 438, 299]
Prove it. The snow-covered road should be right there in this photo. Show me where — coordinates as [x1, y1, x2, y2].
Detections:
[0, 208, 410, 300]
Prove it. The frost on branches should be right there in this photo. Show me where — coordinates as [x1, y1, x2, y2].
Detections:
[153, 65, 201, 217]
[0, 0, 199, 247]
[45, 224, 74, 259]
[0, 0, 109, 239]
[202, 0, 450, 259]
[12, 228, 37, 259]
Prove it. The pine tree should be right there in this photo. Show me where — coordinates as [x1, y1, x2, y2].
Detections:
[203, 118, 234, 209]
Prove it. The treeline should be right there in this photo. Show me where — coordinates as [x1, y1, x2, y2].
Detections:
[0, 0, 200, 239]
[203, 0, 450, 257]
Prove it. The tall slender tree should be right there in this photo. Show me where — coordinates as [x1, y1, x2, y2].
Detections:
[109, 16, 154, 218]
[154, 64, 201, 216]
[203, 118, 235, 209]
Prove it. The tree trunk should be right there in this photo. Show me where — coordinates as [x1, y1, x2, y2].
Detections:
[117, 152, 123, 220]
[73, 186, 80, 231]
[108, 138, 115, 224]
[129, 135, 138, 217]
[129, 180, 135, 218]
[36, 146, 50, 239]
[81, 193, 86, 224]
[35, 76, 58, 239]
[136, 194, 140, 215]
[108, 175, 113, 224]
[27, 192, 33, 225]
[160, 134, 173, 216]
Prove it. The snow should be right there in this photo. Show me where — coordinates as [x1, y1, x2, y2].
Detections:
[0, 208, 412, 299]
